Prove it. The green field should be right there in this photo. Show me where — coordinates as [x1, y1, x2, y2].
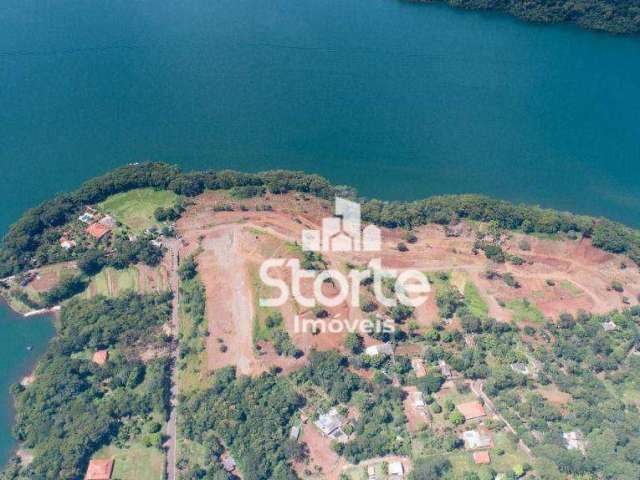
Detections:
[98, 188, 178, 232]
[86, 267, 139, 297]
[463, 281, 489, 318]
[506, 299, 545, 324]
[92, 443, 164, 480]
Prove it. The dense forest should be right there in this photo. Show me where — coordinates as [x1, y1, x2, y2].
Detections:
[1, 293, 173, 480]
[413, 0, 640, 34]
[1, 162, 639, 279]
[178, 367, 304, 480]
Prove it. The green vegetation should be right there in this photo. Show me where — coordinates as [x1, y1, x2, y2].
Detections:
[463, 281, 488, 318]
[86, 266, 139, 297]
[2, 293, 172, 479]
[4, 163, 640, 281]
[99, 187, 178, 232]
[506, 298, 545, 323]
[420, 0, 640, 34]
[92, 443, 165, 480]
[178, 367, 304, 480]
[178, 256, 208, 394]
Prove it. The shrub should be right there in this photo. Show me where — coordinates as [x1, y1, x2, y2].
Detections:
[404, 231, 418, 243]
[503, 273, 520, 288]
[518, 239, 531, 251]
[611, 281, 624, 292]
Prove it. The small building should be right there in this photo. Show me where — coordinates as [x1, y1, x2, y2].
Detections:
[289, 425, 301, 441]
[221, 453, 236, 472]
[563, 431, 586, 453]
[473, 451, 491, 465]
[388, 461, 404, 479]
[438, 360, 453, 380]
[411, 358, 427, 377]
[461, 429, 493, 450]
[602, 320, 617, 332]
[99, 215, 118, 229]
[86, 223, 111, 240]
[84, 458, 114, 480]
[314, 408, 345, 438]
[92, 350, 109, 365]
[365, 343, 394, 356]
[510, 363, 529, 375]
[457, 401, 486, 421]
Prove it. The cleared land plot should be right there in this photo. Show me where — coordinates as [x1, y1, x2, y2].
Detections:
[84, 266, 167, 298]
[98, 188, 178, 232]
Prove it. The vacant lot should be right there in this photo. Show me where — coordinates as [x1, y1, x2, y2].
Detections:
[92, 443, 164, 480]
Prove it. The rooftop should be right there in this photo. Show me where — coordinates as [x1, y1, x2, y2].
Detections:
[85, 458, 113, 480]
[388, 461, 404, 475]
[86, 223, 111, 240]
[457, 401, 486, 420]
[314, 408, 344, 437]
[365, 343, 394, 356]
[461, 429, 493, 449]
[92, 350, 109, 365]
[473, 451, 491, 465]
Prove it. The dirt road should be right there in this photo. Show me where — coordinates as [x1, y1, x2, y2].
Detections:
[163, 239, 180, 480]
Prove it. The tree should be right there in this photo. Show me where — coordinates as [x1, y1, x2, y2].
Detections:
[77, 249, 104, 275]
[345, 333, 364, 354]
[449, 409, 464, 426]
[417, 373, 445, 395]
[410, 458, 451, 480]
[178, 255, 198, 281]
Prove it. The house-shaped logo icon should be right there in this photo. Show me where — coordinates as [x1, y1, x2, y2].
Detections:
[302, 198, 381, 252]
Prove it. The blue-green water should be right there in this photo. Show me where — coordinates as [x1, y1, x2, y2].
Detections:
[0, 0, 639, 464]
[0, 307, 53, 463]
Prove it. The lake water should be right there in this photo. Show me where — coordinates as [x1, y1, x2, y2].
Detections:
[0, 0, 639, 465]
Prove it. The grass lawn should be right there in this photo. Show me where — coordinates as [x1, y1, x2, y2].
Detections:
[98, 188, 178, 232]
[86, 267, 140, 297]
[93, 442, 164, 480]
[506, 299, 545, 324]
[343, 462, 386, 479]
[249, 263, 286, 344]
[464, 281, 488, 318]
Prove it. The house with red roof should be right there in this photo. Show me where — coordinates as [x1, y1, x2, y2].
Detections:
[457, 401, 486, 421]
[85, 458, 113, 480]
[86, 223, 111, 241]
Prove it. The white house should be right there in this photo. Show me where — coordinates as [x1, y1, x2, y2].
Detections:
[365, 343, 394, 356]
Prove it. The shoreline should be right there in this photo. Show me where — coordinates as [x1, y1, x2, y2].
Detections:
[0, 299, 56, 467]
